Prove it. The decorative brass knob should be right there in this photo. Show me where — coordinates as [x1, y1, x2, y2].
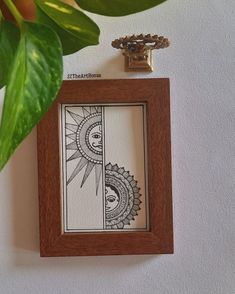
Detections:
[111, 34, 170, 72]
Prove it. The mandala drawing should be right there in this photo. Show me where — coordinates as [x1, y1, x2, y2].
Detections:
[105, 163, 141, 229]
[64, 105, 144, 230]
[66, 107, 102, 193]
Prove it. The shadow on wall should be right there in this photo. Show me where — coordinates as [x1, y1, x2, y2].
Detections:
[10, 129, 40, 252]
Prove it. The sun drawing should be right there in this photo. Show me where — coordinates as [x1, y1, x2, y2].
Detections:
[65, 106, 142, 229]
[65, 106, 103, 193]
[105, 163, 141, 229]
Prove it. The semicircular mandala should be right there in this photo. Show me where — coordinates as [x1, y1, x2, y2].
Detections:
[66, 107, 102, 193]
[65, 106, 144, 230]
[105, 163, 142, 229]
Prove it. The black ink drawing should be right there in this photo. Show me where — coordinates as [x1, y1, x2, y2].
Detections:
[105, 163, 141, 229]
[65, 106, 142, 230]
[66, 107, 102, 194]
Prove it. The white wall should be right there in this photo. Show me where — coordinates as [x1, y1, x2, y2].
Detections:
[0, 1, 234, 293]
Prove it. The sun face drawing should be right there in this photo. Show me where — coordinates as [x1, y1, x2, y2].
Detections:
[66, 107, 103, 193]
[105, 163, 142, 229]
[65, 106, 142, 230]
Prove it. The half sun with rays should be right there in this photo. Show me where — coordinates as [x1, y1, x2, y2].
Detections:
[65, 106, 103, 194]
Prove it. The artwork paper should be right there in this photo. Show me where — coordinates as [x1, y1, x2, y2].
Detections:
[61, 103, 149, 232]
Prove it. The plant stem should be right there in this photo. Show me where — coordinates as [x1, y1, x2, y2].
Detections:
[3, 0, 23, 28]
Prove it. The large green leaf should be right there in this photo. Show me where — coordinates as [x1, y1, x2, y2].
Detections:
[0, 21, 63, 170]
[76, 0, 167, 16]
[35, 0, 100, 55]
[0, 15, 20, 89]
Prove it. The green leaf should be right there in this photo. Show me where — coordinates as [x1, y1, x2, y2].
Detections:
[35, 0, 100, 55]
[0, 16, 20, 89]
[76, 0, 167, 16]
[0, 21, 63, 170]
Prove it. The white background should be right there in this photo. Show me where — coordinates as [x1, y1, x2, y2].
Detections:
[0, 1, 234, 293]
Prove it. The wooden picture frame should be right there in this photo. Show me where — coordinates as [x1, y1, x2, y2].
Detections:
[37, 78, 173, 256]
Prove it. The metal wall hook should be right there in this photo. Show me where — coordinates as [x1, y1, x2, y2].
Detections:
[112, 34, 170, 72]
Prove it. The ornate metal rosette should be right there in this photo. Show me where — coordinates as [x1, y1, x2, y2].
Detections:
[111, 34, 170, 52]
[76, 112, 102, 164]
[105, 163, 142, 229]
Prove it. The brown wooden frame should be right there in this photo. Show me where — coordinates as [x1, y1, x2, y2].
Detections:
[37, 78, 173, 257]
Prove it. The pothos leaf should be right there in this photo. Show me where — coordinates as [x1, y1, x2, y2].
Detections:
[0, 21, 63, 170]
[35, 0, 100, 55]
[76, 0, 167, 16]
[0, 16, 20, 89]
